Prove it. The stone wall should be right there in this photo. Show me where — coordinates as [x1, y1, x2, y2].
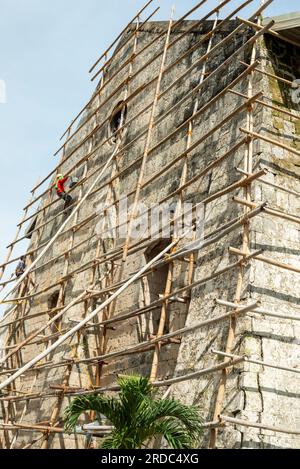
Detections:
[1, 21, 299, 450]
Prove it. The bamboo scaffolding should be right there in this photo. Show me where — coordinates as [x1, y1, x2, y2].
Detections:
[3, 0, 299, 448]
[0, 187, 38, 285]
[21, 2, 257, 221]
[0, 252, 262, 379]
[0, 232, 186, 391]
[2, 173, 266, 307]
[58, 0, 220, 155]
[0, 205, 266, 360]
[14, 62, 258, 241]
[25, 2, 270, 207]
[29, 0, 221, 197]
[0, 143, 122, 307]
[8, 88, 263, 261]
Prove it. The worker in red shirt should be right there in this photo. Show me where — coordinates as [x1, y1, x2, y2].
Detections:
[55, 174, 73, 205]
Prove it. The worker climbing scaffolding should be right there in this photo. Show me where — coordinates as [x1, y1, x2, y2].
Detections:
[55, 174, 74, 212]
[15, 256, 26, 278]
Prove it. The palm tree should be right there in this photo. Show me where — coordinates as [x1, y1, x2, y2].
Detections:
[64, 375, 202, 449]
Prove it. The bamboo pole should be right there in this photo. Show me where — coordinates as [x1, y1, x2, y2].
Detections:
[240, 128, 300, 157]
[219, 415, 300, 435]
[229, 89, 299, 120]
[216, 299, 300, 322]
[229, 247, 300, 274]
[89, 0, 155, 73]
[238, 17, 300, 51]
[212, 350, 300, 374]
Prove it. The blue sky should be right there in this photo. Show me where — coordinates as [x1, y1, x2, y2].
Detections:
[0, 0, 297, 277]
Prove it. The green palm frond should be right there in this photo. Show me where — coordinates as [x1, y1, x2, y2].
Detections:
[64, 394, 122, 433]
[138, 398, 202, 437]
[140, 418, 196, 449]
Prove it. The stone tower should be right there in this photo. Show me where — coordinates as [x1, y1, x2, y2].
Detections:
[0, 2, 299, 450]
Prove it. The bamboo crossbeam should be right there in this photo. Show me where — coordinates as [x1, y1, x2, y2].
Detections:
[235, 167, 300, 198]
[219, 415, 300, 436]
[240, 128, 300, 157]
[233, 197, 300, 225]
[238, 17, 300, 50]
[241, 60, 300, 88]
[89, 0, 155, 74]
[0, 423, 64, 434]
[213, 350, 300, 375]
[229, 89, 300, 120]
[229, 247, 300, 274]
[216, 299, 300, 322]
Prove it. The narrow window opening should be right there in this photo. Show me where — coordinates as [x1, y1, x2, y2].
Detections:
[145, 240, 171, 336]
[48, 291, 61, 333]
[109, 101, 127, 144]
[25, 217, 37, 240]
